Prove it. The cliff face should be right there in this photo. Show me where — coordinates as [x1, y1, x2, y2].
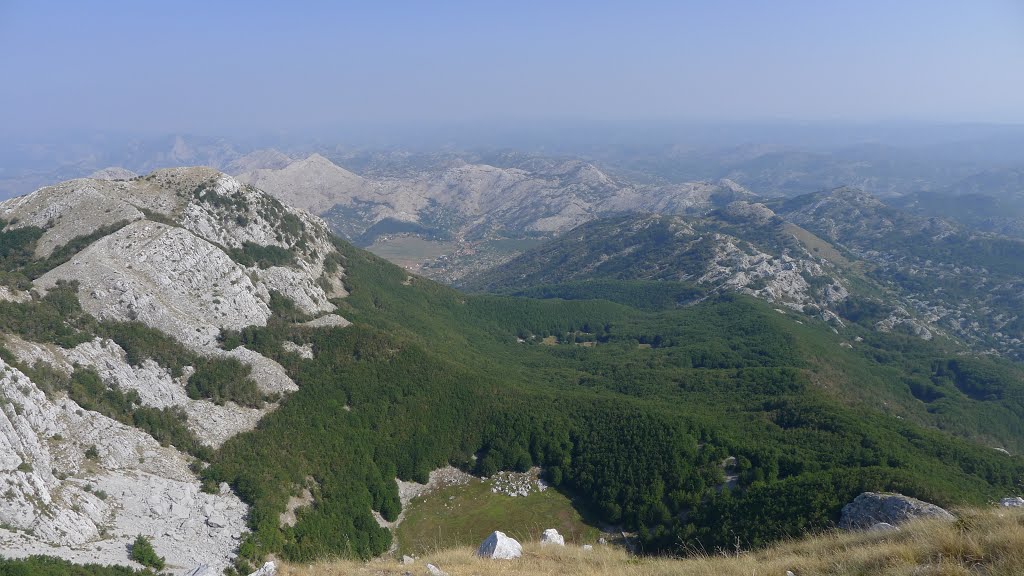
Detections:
[0, 168, 350, 573]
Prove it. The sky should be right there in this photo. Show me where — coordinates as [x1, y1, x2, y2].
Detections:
[1, 0, 1022, 136]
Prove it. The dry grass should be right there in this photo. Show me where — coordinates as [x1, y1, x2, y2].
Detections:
[280, 507, 1024, 576]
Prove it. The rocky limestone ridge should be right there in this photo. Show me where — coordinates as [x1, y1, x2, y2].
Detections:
[238, 154, 756, 243]
[2, 168, 348, 350]
[0, 168, 352, 572]
[465, 212, 851, 316]
[2, 334, 283, 448]
[88, 167, 138, 181]
[237, 154, 366, 216]
[0, 357, 247, 573]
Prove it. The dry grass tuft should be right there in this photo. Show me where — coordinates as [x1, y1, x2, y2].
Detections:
[280, 507, 1024, 576]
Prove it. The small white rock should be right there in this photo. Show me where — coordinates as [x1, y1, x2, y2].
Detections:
[540, 528, 565, 546]
[248, 561, 276, 576]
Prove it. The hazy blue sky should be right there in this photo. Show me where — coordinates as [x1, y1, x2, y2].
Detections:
[1, 0, 1022, 135]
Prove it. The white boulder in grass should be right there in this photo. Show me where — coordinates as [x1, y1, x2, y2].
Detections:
[248, 562, 276, 576]
[540, 528, 565, 546]
[1000, 497, 1024, 507]
[477, 530, 523, 559]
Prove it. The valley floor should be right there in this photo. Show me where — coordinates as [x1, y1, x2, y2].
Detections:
[282, 507, 1024, 576]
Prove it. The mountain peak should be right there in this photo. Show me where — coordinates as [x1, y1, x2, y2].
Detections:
[87, 167, 137, 181]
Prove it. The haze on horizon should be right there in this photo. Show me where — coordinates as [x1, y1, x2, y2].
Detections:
[1, 0, 1022, 139]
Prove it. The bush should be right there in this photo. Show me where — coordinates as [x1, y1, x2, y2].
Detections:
[129, 535, 164, 570]
[186, 358, 263, 408]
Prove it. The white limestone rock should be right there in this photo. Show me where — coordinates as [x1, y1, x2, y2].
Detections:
[282, 341, 315, 359]
[36, 220, 272, 350]
[88, 167, 138, 181]
[301, 314, 352, 328]
[1000, 497, 1024, 508]
[0, 357, 247, 574]
[476, 530, 523, 560]
[839, 492, 955, 530]
[540, 528, 565, 546]
[248, 561, 277, 576]
[868, 522, 900, 533]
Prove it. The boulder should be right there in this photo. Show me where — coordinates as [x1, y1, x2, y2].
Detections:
[839, 492, 954, 530]
[248, 562, 276, 576]
[426, 564, 448, 576]
[540, 528, 565, 546]
[868, 522, 899, 533]
[401, 554, 414, 564]
[1001, 497, 1024, 508]
[582, 544, 593, 551]
[183, 565, 216, 576]
[477, 530, 523, 559]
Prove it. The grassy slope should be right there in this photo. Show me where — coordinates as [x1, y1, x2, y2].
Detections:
[395, 477, 600, 556]
[287, 507, 1024, 576]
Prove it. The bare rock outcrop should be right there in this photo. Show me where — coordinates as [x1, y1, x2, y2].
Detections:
[88, 167, 138, 181]
[36, 220, 272, 350]
[839, 492, 955, 530]
[0, 357, 247, 573]
[238, 154, 367, 215]
[476, 530, 523, 560]
[540, 528, 565, 546]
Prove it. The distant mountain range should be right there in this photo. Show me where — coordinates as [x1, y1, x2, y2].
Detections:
[239, 153, 755, 243]
[886, 168, 1024, 238]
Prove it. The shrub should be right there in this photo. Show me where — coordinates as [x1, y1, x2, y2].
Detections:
[129, 535, 164, 570]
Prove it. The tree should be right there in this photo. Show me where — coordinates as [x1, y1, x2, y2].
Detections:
[130, 535, 164, 570]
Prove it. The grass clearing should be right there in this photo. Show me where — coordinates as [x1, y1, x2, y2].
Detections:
[366, 236, 458, 269]
[394, 475, 601, 557]
[785, 222, 853, 267]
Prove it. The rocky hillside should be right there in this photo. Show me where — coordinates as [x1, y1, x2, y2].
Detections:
[238, 154, 756, 282]
[463, 204, 850, 320]
[244, 154, 757, 243]
[237, 154, 365, 216]
[0, 169, 348, 573]
[769, 187, 1024, 359]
